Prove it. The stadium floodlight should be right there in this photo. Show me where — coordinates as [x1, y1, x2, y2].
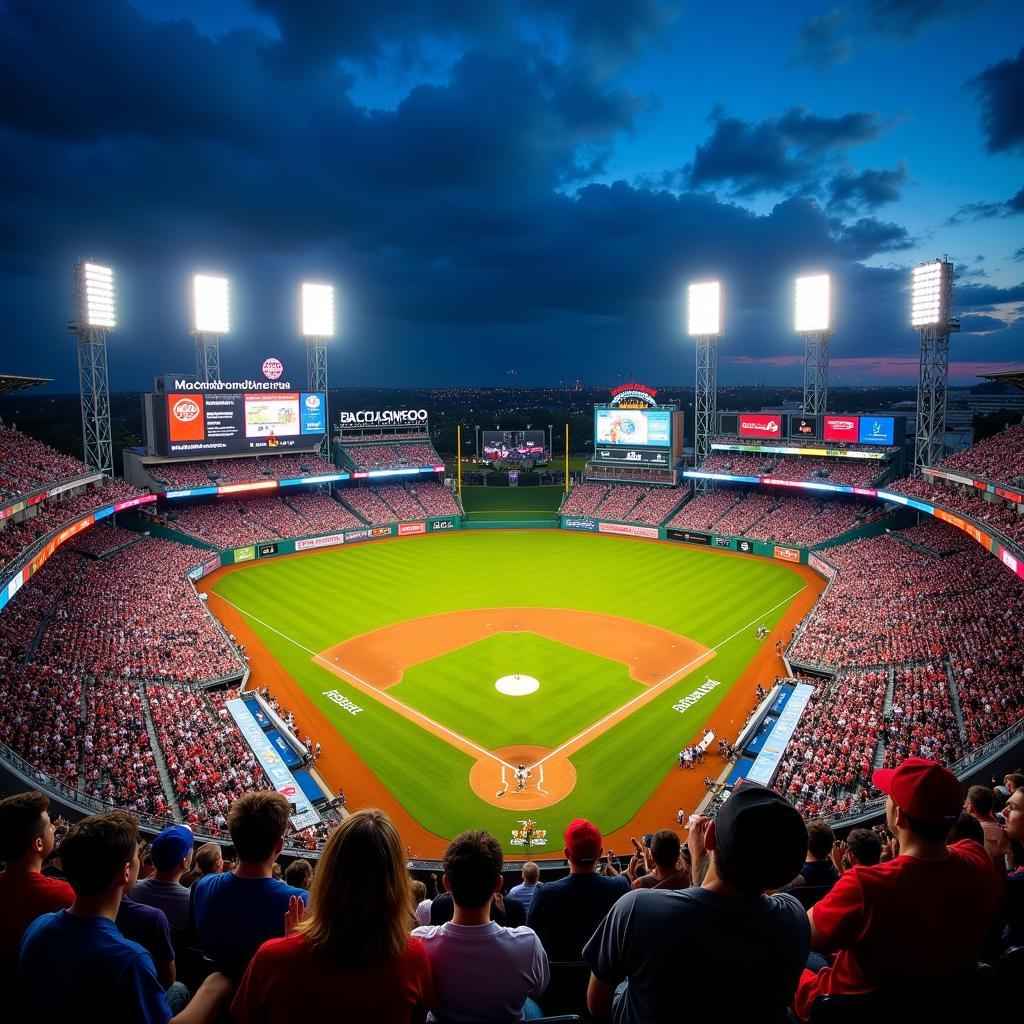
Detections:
[192, 274, 230, 334]
[687, 281, 721, 336]
[911, 260, 951, 327]
[76, 262, 116, 329]
[795, 274, 831, 333]
[302, 282, 335, 337]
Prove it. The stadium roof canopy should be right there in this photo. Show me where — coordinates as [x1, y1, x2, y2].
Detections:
[978, 369, 1024, 393]
[0, 373, 52, 396]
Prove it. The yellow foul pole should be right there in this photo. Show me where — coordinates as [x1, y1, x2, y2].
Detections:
[564, 423, 569, 494]
[457, 424, 462, 496]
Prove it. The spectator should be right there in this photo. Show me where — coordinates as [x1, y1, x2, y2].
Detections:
[507, 862, 541, 913]
[192, 792, 309, 981]
[831, 828, 882, 876]
[1002, 785, 1024, 946]
[585, 783, 810, 1023]
[786, 821, 840, 888]
[527, 819, 629, 961]
[232, 809, 434, 1024]
[630, 829, 691, 890]
[964, 785, 1007, 865]
[19, 810, 230, 1023]
[946, 813, 986, 847]
[284, 859, 313, 890]
[413, 829, 548, 1022]
[793, 758, 1001, 1019]
[117, 865, 182, 999]
[181, 843, 223, 888]
[129, 824, 194, 938]
[0, 792, 73, 996]
[410, 879, 432, 926]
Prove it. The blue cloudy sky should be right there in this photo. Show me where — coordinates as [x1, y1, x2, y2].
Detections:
[0, 0, 1021, 390]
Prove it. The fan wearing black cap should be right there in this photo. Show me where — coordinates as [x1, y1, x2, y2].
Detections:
[792, 757, 1001, 1020]
[584, 782, 810, 1023]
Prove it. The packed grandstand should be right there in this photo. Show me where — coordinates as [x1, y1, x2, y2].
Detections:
[1, 413, 1023, 1019]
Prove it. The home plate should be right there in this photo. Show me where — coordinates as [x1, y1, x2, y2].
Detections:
[496, 674, 539, 696]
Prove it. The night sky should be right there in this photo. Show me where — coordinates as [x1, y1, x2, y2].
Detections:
[1, 0, 1021, 392]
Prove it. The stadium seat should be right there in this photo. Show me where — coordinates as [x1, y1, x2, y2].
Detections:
[538, 960, 591, 1018]
[808, 962, 993, 1021]
[996, 944, 1024, 981]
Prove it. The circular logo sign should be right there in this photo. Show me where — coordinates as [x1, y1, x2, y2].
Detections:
[172, 398, 201, 422]
[262, 357, 284, 380]
[304, 394, 321, 409]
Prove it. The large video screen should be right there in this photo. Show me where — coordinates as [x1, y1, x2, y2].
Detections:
[481, 430, 548, 461]
[594, 408, 671, 448]
[161, 391, 326, 455]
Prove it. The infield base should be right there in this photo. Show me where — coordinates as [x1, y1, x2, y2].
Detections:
[470, 745, 577, 810]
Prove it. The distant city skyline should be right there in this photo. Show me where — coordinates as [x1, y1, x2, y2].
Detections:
[1, 1, 1021, 392]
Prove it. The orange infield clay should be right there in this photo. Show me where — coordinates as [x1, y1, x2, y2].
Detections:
[205, 555, 824, 860]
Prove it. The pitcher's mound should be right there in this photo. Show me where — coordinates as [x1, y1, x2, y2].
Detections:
[496, 674, 540, 695]
[469, 744, 577, 809]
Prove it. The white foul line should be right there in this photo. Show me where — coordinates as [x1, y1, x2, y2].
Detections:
[212, 595, 516, 770]
[528, 583, 808, 770]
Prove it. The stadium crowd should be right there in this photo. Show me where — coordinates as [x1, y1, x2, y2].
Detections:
[1, 757, 1021, 1023]
[0, 425, 92, 501]
[937, 422, 1024, 487]
[888, 474, 1024, 544]
[340, 441, 441, 471]
[702, 451, 888, 487]
[148, 455, 338, 490]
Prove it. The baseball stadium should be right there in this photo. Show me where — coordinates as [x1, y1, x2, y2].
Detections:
[2, 265, 1024, 1017]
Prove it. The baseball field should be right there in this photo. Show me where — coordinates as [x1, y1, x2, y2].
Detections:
[206, 530, 820, 856]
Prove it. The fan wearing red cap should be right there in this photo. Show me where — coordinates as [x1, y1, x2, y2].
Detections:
[526, 819, 629, 962]
[793, 757, 1001, 1020]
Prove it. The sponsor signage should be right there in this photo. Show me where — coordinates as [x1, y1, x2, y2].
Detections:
[609, 382, 658, 408]
[737, 540, 754, 554]
[234, 545, 256, 563]
[344, 528, 370, 542]
[738, 414, 782, 438]
[562, 517, 597, 531]
[262, 357, 284, 380]
[745, 683, 815, 786]
[595, 408, 672, 448]
[711, 442, 884, 460]
[667, 528, 711, 545]
[370, 526, 392, 538]
[672, 678, 721, 714]
[997, 485, 1023, 504]
[295, 533, 345, 551]
[160, 390, 327, 455]
[338, 409, 428, 425]
[398, 522, 426, 536]
[323, 689, 363, 715]
[713, 536, 733, 549]
[598, 522, 659, 539]
[822, 415, 859, 442]
[808, 553, 836, 579]
[788, 414, 818, 439]
[258, 542, 279, 558]
[858, 416, 894, 445]
[773, 545, 801, 563]
[594, 446, 671, 467]
[163, 374, 295, 392]
[429, 518, 457, 531]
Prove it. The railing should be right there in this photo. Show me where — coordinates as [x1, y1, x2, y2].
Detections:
[0, 471, 103, 520]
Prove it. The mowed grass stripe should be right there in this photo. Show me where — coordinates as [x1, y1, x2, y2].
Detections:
[213, 532, 805, 844]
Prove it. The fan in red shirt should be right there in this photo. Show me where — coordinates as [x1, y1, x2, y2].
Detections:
[232, 808, 434, 1024]
[793, 757, 1001, 1020]
[0, 792, 74, 990]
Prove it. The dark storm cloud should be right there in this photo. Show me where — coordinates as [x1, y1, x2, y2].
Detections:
[1013, 248, 1024, 262]
[969, 47, 1024, 154]
[788, 9, 852, 71]
[832, 217, 913, 260]
[958, 314, 1007, 333]
[687, 107, 885, 195]
[955, 281, 1024, 307]
[827, 163, 909, 213]
[866, 0, 966, 39]
[946, 186, 1024, 225]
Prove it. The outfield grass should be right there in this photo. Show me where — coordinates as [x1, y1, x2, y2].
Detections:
[211, 531, 806, 847]
[391, 633, 642, 748]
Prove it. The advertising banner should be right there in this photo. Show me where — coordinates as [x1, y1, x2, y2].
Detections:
[773, 545, 801, 563]
[788, 415, 818, 440]
[594, 408, 672, 448]
[996, 485, 1023, 504]
[822, 415, 859, 442]
[295, 533, 345, 551]
[738, 414, 782, 439]
[713, 536, 733, 549]
[370, 526, 393, 538]
[857, 416, 894, 445]
[258, 543, 279, 558]
[593, 446, 672, 468]
[482, 430, 547, 461]
[428, 517, 458, 531]
[736, 539, 755, 554]
[234, 546, 256, 563]
[808, 553, 836, 579]
[745, 683, 814, 787]
[338, 408, 428, 425]
[597, 522, 659, 539]
[345, 529, 370, 543]
[562, 517, 597, 531]
[666, 528, 711, 545]
[398, 522, 426, 536]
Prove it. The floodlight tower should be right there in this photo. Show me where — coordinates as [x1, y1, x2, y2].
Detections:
[71, 262, 116, 477]
[688, 281, 722, 494]
[191, 274, 229, 382]
[911, 259, 954, 474]
[795, 274, 832, 417]
[301, 282, 335, 457]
